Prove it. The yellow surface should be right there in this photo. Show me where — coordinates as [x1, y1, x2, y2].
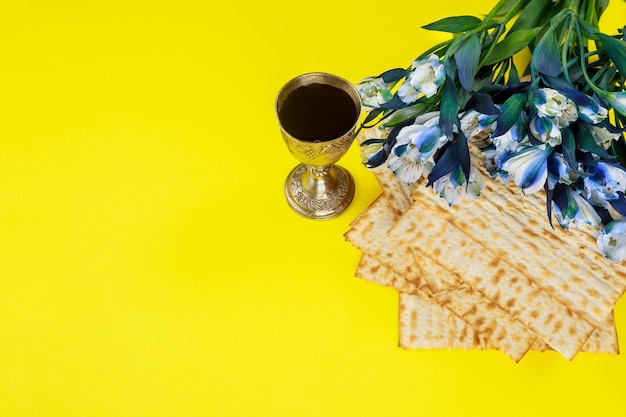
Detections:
[1, 1, 626, 416]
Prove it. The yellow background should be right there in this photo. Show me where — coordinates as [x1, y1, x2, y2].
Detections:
[1, 1, 626, 416]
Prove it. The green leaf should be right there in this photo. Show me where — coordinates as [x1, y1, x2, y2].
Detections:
[454, 34, 481, 92]
[382, 103, 425, 127]
[552, 184, 578, 220]
[422, 15, 482, 33]
[494, 93, 526, 137]
[545, 184, 555, 228]
[597, 0, 610, 19]
[598, 66, 617, 90]
[597, 33, 626, 76]
[470, 93, 501, 115]
[379, 95, 409, 110]
[445, 58, 457, 80]
[456, 127, 471, 183]
[360, 138, 384, 146]
[482, 29, 538, 66]
[534, 31, 562, 77]
[378, 68, 409, 83]
[361, 108, 385, 127]
[427, 143, 460, 186]
[440, 77, 459, 141]
[493, 0, 527, 17]
[561, 127, 577, 169]
[508, 62, 521, 85]
[509, 0, 554, 33]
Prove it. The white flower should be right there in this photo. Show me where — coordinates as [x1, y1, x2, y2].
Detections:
[553, 187, 602, 229]
[587, 125, 622, 150]
[387, 116, 449, 184]
[356, 77, 394, 108]
[598, 218, 626, 261]
[500, 145, 553, 194]
[583, 161, 626, 207]
[533, 88, 578, 127]
[396, 55, 446, 104]
[400, 124, 448, 162]
[492, 123, 528, 153]
[487, 112, 529, 177]
[397, 81, 421, 104]
[433, 166, 485, 205]
[460, 109, 497, 148]
[387, 143, 427, 183]
[547, 152, 579, 187]
[530, 115, 563, 146]
[578, 100, 608, 124]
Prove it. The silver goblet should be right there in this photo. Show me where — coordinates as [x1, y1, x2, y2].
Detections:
[275, 72, 362, 220]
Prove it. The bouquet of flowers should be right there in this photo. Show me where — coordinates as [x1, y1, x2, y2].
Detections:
[356, 0, 626, 260]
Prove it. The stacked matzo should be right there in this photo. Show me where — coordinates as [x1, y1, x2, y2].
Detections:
[345, 146, 624, 361]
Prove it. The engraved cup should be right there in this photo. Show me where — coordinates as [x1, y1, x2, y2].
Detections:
[275, 72, 361, 220]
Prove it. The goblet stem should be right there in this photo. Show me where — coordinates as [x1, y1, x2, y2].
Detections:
[284, 163, 355, 220]
[303, 165, 335, 196]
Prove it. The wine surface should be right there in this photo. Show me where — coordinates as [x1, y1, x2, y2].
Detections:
[279, 83, 358, 142]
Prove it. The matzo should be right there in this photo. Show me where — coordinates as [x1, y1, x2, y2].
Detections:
[387, 196, 595, 359]
[399, 292, 484, 350]
[411, 174, 621, 329]
[356, 252, 535, 360]
[347, 198, 536, 361]
[356, 247, 619, 354]
[347, 148, 622, 359]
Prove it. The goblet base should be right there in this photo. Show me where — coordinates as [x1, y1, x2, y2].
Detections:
[284, 163, 355, 220]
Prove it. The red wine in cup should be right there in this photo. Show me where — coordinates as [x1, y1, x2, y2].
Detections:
[279, 83, 358, 142]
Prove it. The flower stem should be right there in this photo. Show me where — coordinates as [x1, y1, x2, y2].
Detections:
[575, 16, 604, 96]
[482, 0, 527, 23]
[498, 0, 530, 25]
[418, 40, 453, 61]
[477, 23, 506, 68]
[562, 17, 577, 85]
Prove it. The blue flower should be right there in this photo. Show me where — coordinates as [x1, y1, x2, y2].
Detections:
[500, 145, 554, 194]
[553, 186, 601, 229]
[402, 116, 449, 160]
[529, 114, 563, 146]
[397, 54, 445, 104]
[547, 152, 580, 188]
[578, 98, 608, 124]
[529, 88, 579, 146]
[387, 116, 448, 183]
[482, 147, 503, 178]
[432, 166, 485, 206]
[597, 217, 626, 261]
[485, 111, 529, 178]
[492, 111, 529, 152]
[583, 161, 626, 208]
[356, 77, 395, 108]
